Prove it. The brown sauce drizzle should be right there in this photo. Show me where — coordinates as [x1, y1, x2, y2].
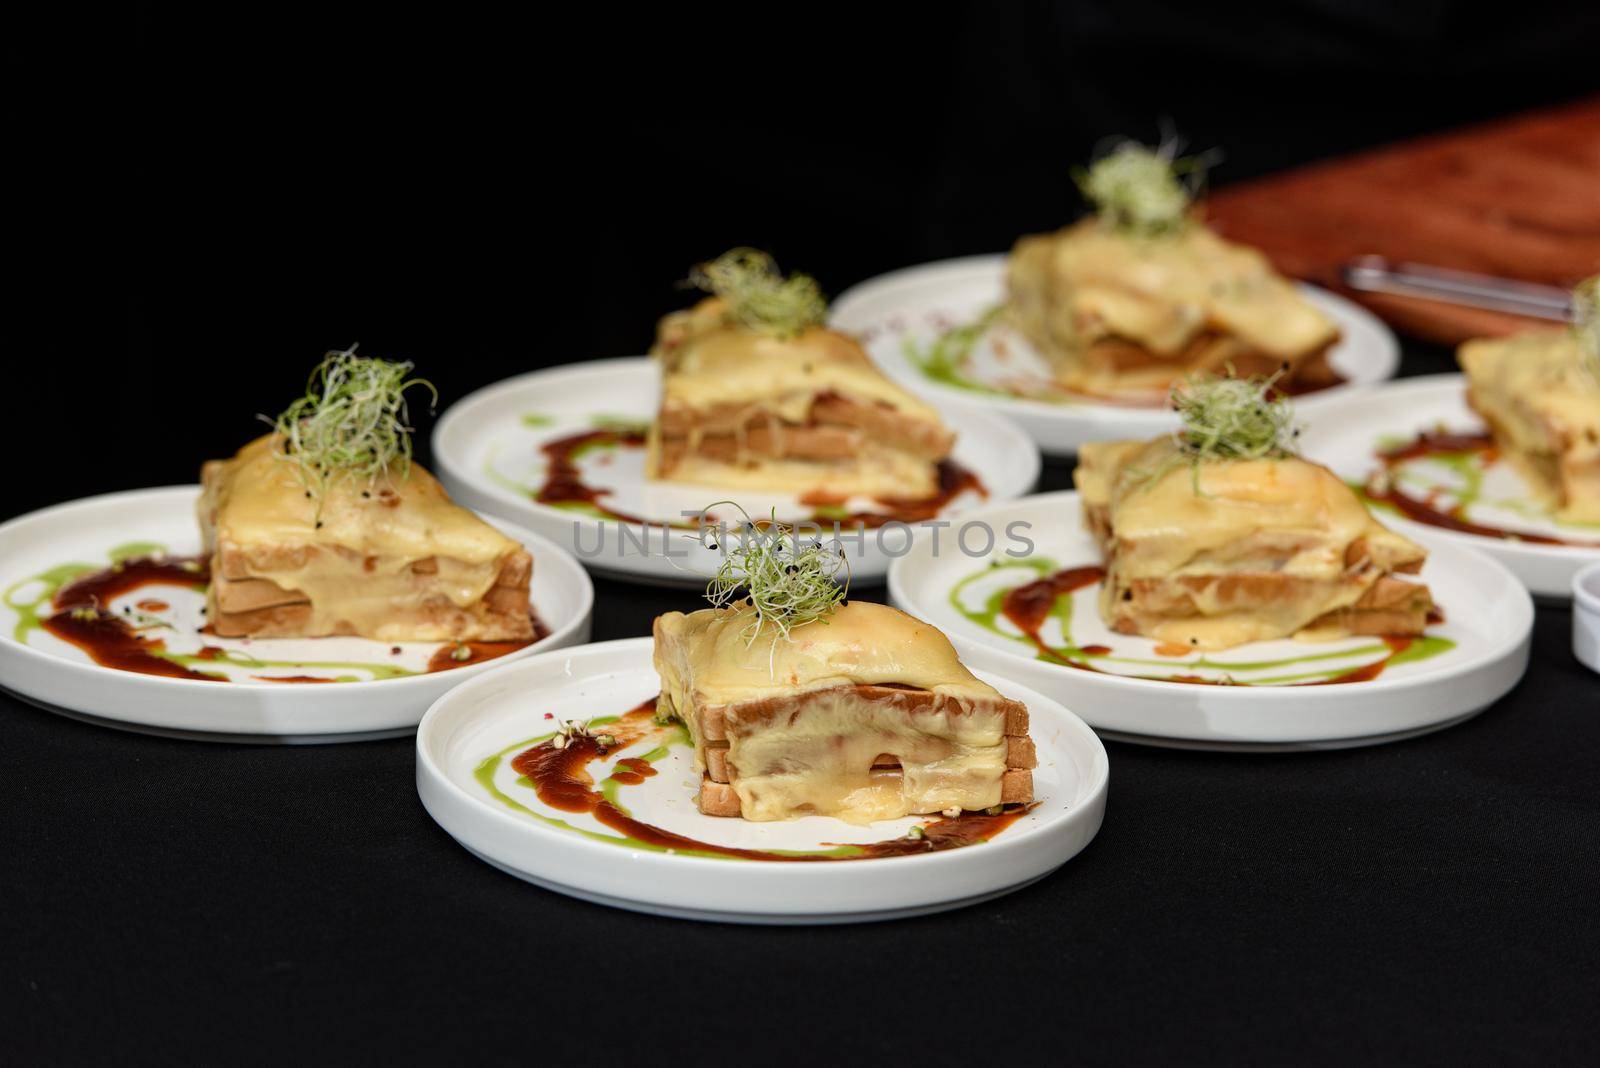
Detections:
[43, 556, 220, 681]
[535, 428, 986, 528]
[999, 566, 1418, 687]
[1365, 431, 1600, 547]
[44, 554, 543, 683]
[836, 460, 987, 528]
[41, 609, 225, 682]
[509, 701, 1034, 862]
[425, 618, 548, 674]
[57, 555, 211, 608]
[1002, 566, 1106, 634]
[536, 427, 661, 525]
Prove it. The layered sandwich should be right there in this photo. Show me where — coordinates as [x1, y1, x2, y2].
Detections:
[1457, 276, 1600, 523]
[646, 249, 955, 500]
[654, 601, 1035, 822]
[651, 519, 1032, 822]
[1007, 141, 1340, 395]
[198, 350, 533, 642]
[1073, 376, 1434, 650]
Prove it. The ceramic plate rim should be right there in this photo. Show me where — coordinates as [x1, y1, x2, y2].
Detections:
[415, 635, 1109, 875]
[887, 488, 1534, 702]
[0, 484, 595, 696]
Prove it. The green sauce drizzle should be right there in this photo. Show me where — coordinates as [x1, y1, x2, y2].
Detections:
[4, 542, 434, 682]
[949, 558, 1455, 685]
[901, 305, 1014, 398]
[473, 720, 865, 861]
[4, 562, 98, 642]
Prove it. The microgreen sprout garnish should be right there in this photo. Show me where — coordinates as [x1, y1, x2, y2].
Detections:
[1138, 368, 1300, 492]
[1173, 369, 1299, 463]
[688, 248, 828, 339]
[550, 718, 612, 750]
[267, 346, 438, 503]
[905, 825, 926, 841]
[1073, 136, 1215, 237]
[1575, 275, 1600, 377]
[699, 501, 850, 646]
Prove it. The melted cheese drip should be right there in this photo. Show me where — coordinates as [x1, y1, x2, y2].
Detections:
[725, 688, 1006, 823]
[652, 298, 940, 424]
[1075, 438, 1426, 648]
[1009, 219, 1337, 360]
[1459, 328, 1600, 522]
[654, 601, 1003, 708]
[200, 435, 519, 638]
[654, 602, 1013, 822]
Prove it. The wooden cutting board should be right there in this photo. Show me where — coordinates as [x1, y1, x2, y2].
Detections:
[1206, 95, 1600, 345]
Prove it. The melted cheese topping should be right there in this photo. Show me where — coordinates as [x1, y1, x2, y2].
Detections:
[200, 435, 520, 637]
[652, 297, 940, 424]
[654, 601, 1003, 708]
[1009, 219, 1337, 360]
[725, 688, 1006, 823]
[1075, 438, 1426, 648]
[1459, 328, 1600, 521]
[654, 602, 1013, 822]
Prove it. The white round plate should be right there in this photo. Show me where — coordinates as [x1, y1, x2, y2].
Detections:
[830, 253, 1400, 456]
[430, 357, 1041, 586]
[416, 637, 1108, 924]
[1298, 374, 1600, 601]
[0, 486, 594, 742]
[887, 491, 1532, 749]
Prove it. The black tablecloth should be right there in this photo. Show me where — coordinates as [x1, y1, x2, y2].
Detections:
[5, 343, 1597, 1066]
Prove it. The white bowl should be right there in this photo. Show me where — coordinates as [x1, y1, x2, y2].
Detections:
[1571, 561, 1600, 674]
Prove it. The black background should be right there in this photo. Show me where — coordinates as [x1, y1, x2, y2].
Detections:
[7, 3, 1600, 1063]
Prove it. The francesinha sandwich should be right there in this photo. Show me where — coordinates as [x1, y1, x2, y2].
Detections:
[1007, 140, 1340, 396]
[645, 248, 955, 500]
[652, 516, 1034, 822]
[1072, 372, 1434, 651]
[1456, 275, 1600, 524]
[198, 348, 534, 642]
